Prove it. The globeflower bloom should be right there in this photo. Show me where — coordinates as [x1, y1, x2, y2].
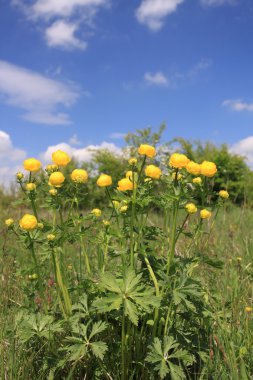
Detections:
[47, 234, 56, 241]
[117, 178, 135, 191]
[169, 153, 190, 169]
[26, 183, 36, 191]
[49, 172, 65, 187]
[200, 161, 217, 177]
[49, 189, 57, 196]
[219, 190, 229, 199]
[138, 144, 156, 158]
[186, 161, 201, 176]
[5, 218, 14, 227]
[71, 169, 88, 183]
[19, 214, 38, 231]
[97, 174, 112, 187]
[185, 203, 197, 214]
[52, 150, 71, 167]
[245, 306, 252, 313]
[145, 165, 162, 179]
[120, 205, 128, 213]
[193, 177, 202, 185]
[128, 157, 137, 165]
[23, 158, 41, 172]
[91, 208, 102, 217]
[112, 200, 120, 208]
[200, 209, 212, 219]
[16, 172, 24, 180]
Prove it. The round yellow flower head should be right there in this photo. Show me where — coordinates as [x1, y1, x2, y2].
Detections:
[5, 218, 14, 227]
[19, 214, 38, 231]
[200, 161, 217, 177]
[71, 169, 88, 183]
[26, 183, 36, 191]
[97, 174, 112, 187]
[193, 177, 202, 185]
[112, 200, 120, 208]
[49, 188, 58, 196]
[128, 157, 137, 165]
[245, 306, 252, 313]
[219, 190, 229, 199]
[37, 222, 44, 229]
[138, 144, 156, 158]
[145, 165, 162, 179]
[16, 172, 24, 180]
[200, 209, 212, 219]
[23, 158, 41, 172]
[47, 234, 56, 241]
[91, 208, 102, 217]
[236, 256, 242, 262]
[172, 172, 183, 180]
[169, 153, 190, 169]
[49, 172, 65, 187]
[120, 205, 128, 213]
[185, 203, 197, 214]
[103, 220, 110, 226]
[52, 150, 71, 167]
[67, 264, 73, 270]
[186, 161, 201, 176]
[117, 178, 134, 191]
[29, 273, 38, 280]
[46, 164, 58, 172]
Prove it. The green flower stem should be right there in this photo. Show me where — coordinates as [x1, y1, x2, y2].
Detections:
[50, 249, 67, 319]
[80, 235, 91, 275]
[30, 196, 38, 219]
[130, 172, 137, 268]
[166, 199, 179, 275]
[121, 313, 126, 380]
[175, 213, 189, 242]
[186, 220, 203, 255]
[105, 187, 120, 227]
[144, 254, 160, 337]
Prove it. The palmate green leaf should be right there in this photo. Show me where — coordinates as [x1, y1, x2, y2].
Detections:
[100, 272, 122, 293]
[90, 341, 108, 360]
[124, 298, 139, 325]
[89, 321, 108, 340]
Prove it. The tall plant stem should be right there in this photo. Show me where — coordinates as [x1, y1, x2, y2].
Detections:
[130, 172, 137, 268]
[144, 254, 160, 337]
[121, 313, 126, 380]
[166, 200, 179, 275]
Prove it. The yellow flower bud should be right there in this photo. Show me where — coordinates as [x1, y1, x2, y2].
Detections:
[128, 157, 137, 165]
[97, 174, 112, 187]
[193, 177, 202, 185]
[219, 190, 229, 199]
[185, 203, 197, 214]
[186, 161, 201, 176]
[48, 172, 65, 187]
[26, 183, 36, 191]
[120, 205, 128, 213]
[172, 172, 183, 180]
[52, 150, 71, 167]
[112, 200, 120, 208]
[49, 189, 58, 196]
[37, 222, 44, 229]
[145, 165, 162, 179]
[138, 144, 156, 158]
[169, 153, 190, 169]
[200, 209, 212, 219]
[103, 220, 110, 226]
[16, 172, 24, 180]
[117, 178, 135, 191]
[46, 164, 58, 172]
[19, 214, 38, 231]
[236, 257, 242, 262]
[47, 234, 56, 241]
[71, 169, 88, 183]
[5, 218, 14, 227]
[245, 306, 252, 313]
[91, 208, 102, 217]
[23, 158, 41, 172]
[200, 161, 217, 177]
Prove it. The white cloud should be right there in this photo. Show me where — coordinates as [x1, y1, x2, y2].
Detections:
[0, 60, 80, 125]
[144, 71, 169, 86]
[45, 20, 87, 50]
[222, 99, 253, 112]
[69, 134, 82, 146]
[136, 0, 184, 31]
[40, 141, 122, 163]
[0, 130, 26, 185]
[109, 133, 126, 139]
[230, 136, 253, 168]
[200, 0, 236, 6]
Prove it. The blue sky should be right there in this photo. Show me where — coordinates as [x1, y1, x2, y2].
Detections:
[1, 0, 253, 182]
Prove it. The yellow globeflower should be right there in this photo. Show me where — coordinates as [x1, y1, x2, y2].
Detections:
[219, 190, 229, 199]
[49, 188, 57, 196]
[91, 208, 102, 217]
[37, 222, 44, 229]
[19, 214, 38, 231]
[46, 164, 58, 172]
[26, 183, 36, 191]
[185, 203, 197, 214]
[193, 177, 202, 185]
[145, 165, 162, 179]
[112, 200, 120, 208]
[120, 205, 128, 213]
[23, 158, 41, 172]
[71, 169, 88, 183]
[52, 150, 71, 167]
[169, 153, 190, 169]
[49, 172, 65, 187]
[117, 178, 134, 191]
[138, 144, 156, 158]
[47, 234, 56, 241]
[97, 174, 112, 187]
[16, 172, 24, 180]
[5, 218, 14, 227]
[200, 161, 217, 177]
[103, 220, 110, 226]
[245, 306, 252, 313]
[186, 161, 201, 176]
[128, 157, 137, 165]
[200, 209, 212, 219]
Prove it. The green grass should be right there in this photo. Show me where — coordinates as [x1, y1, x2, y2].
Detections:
[1, 205, 253, 379]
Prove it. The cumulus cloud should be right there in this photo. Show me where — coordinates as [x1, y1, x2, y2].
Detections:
[200, 0, 237, 6]
[0, 60, 80, 125]
[45, 20, 87, 50]
[144, 71, 169, 86]
[230, 136, 253, 168]
[222, 99, 253, 112]
[0, 130, 26, 185]
[136, 0, 184, 31]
